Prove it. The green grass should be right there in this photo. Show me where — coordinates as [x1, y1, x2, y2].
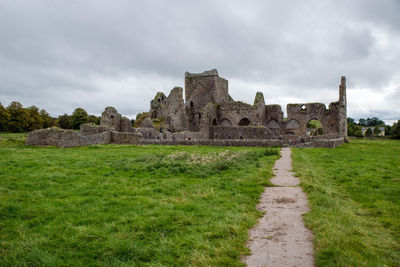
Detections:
[0, 133, 279, 266]
[292, 139, 400, 267]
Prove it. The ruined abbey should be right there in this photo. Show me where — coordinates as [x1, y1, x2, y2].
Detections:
[27, 69, 347, 148]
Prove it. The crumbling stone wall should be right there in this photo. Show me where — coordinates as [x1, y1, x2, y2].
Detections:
[100, 107, 121, 131]
[26, 128, 111, 148]
[80, 124, 110, 135]
[120, 118, 133, 132]
[184, 69, 229, 131]
[149, 87, 188, 131]
[111, 131, 140, 144]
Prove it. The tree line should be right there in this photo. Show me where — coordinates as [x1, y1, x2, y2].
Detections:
[347, 117, 400, 139]
[0, 101, 101, 132]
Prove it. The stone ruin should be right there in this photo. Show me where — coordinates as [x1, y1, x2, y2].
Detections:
[27, 69, 347, 148]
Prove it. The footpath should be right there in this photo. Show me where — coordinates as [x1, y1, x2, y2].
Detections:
[244, 148, 314, 267]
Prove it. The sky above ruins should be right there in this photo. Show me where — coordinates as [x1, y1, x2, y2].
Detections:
[0, 0, 399, 124]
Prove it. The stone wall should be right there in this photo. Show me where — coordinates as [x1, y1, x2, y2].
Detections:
[210, 126, 275, 139]
[80, 131, 111, 146]
[139, 137, 345, 148]
[149, 87, 188, 131]
[120, 118, 133, 132]
[80, 124, 110, 135]
[111, 131, 140, 144]
[26, 128, 80, 147]
[26, 128, 111, 148]
[185, 69, 229, 131]
[217, 102, 258, 126]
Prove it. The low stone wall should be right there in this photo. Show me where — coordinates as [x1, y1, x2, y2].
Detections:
[26, 127, 345, 148]
[140, 139, 285, 147]
[111, 131, 141, 144]
[80, 131, 111, 146]
[26, 128, 80, 147]
[294, 137, 345, 148]
[140, 137, 345, 148]
[171, 131, 205, 141]
[210, 126, 275, 139]
[27, 128, 111, 148]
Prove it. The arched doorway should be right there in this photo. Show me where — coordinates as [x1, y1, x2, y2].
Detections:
[307, 119, 323, 136]
[286, 119, 300, 135]
[239, 118, 251, 126]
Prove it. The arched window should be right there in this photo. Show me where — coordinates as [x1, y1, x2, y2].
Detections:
[190, 101, 194, 107]
[239, 118, 251, 126]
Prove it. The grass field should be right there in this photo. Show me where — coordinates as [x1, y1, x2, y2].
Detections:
[0, 133, 279, 266]
[292, 139, 400, 267]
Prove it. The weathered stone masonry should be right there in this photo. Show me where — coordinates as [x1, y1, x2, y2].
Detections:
[27, 69, 347, 148]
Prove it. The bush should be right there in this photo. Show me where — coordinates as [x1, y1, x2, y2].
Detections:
[264, 148, 280, 156]
[365, 128, 373, 137]
[134, 112, 149, 128]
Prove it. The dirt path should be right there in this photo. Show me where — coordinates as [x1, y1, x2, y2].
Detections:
[244, 148, 314, 267]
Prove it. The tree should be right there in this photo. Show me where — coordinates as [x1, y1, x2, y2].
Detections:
[385, 125, 392, 136]
[70, 108, 88, 130]
[353, 127, 363, 137]
[6, 102, 30, 132]
[373, 126, 382, 136]
[392, 120, 400, 139]
[348, 122, 361, 137]
[358, 118, 366, 126]
[88, 115, 100, 125]
[26, 106, 44, 131]
[347, 117, 355, 124]
[0, 102, 11, 132]
[365, 127, 373, 137]
[40, 109, 55, 128]
[366, 117, 385, 126]
[57, 114, 72, 129]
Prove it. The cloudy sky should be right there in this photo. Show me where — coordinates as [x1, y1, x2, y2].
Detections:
[0, 0, 399, 124]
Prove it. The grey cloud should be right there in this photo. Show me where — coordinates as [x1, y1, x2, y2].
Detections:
[0, 0, 399, 121]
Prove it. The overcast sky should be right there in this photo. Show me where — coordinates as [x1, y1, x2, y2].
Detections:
[0, 0, 399, 124]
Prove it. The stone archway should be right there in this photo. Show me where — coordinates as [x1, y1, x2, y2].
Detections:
[306, 119, 323, 136]
[220, 118, 233, 127]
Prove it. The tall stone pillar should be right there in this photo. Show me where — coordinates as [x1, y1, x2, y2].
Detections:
[339, 76, 347, 137]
